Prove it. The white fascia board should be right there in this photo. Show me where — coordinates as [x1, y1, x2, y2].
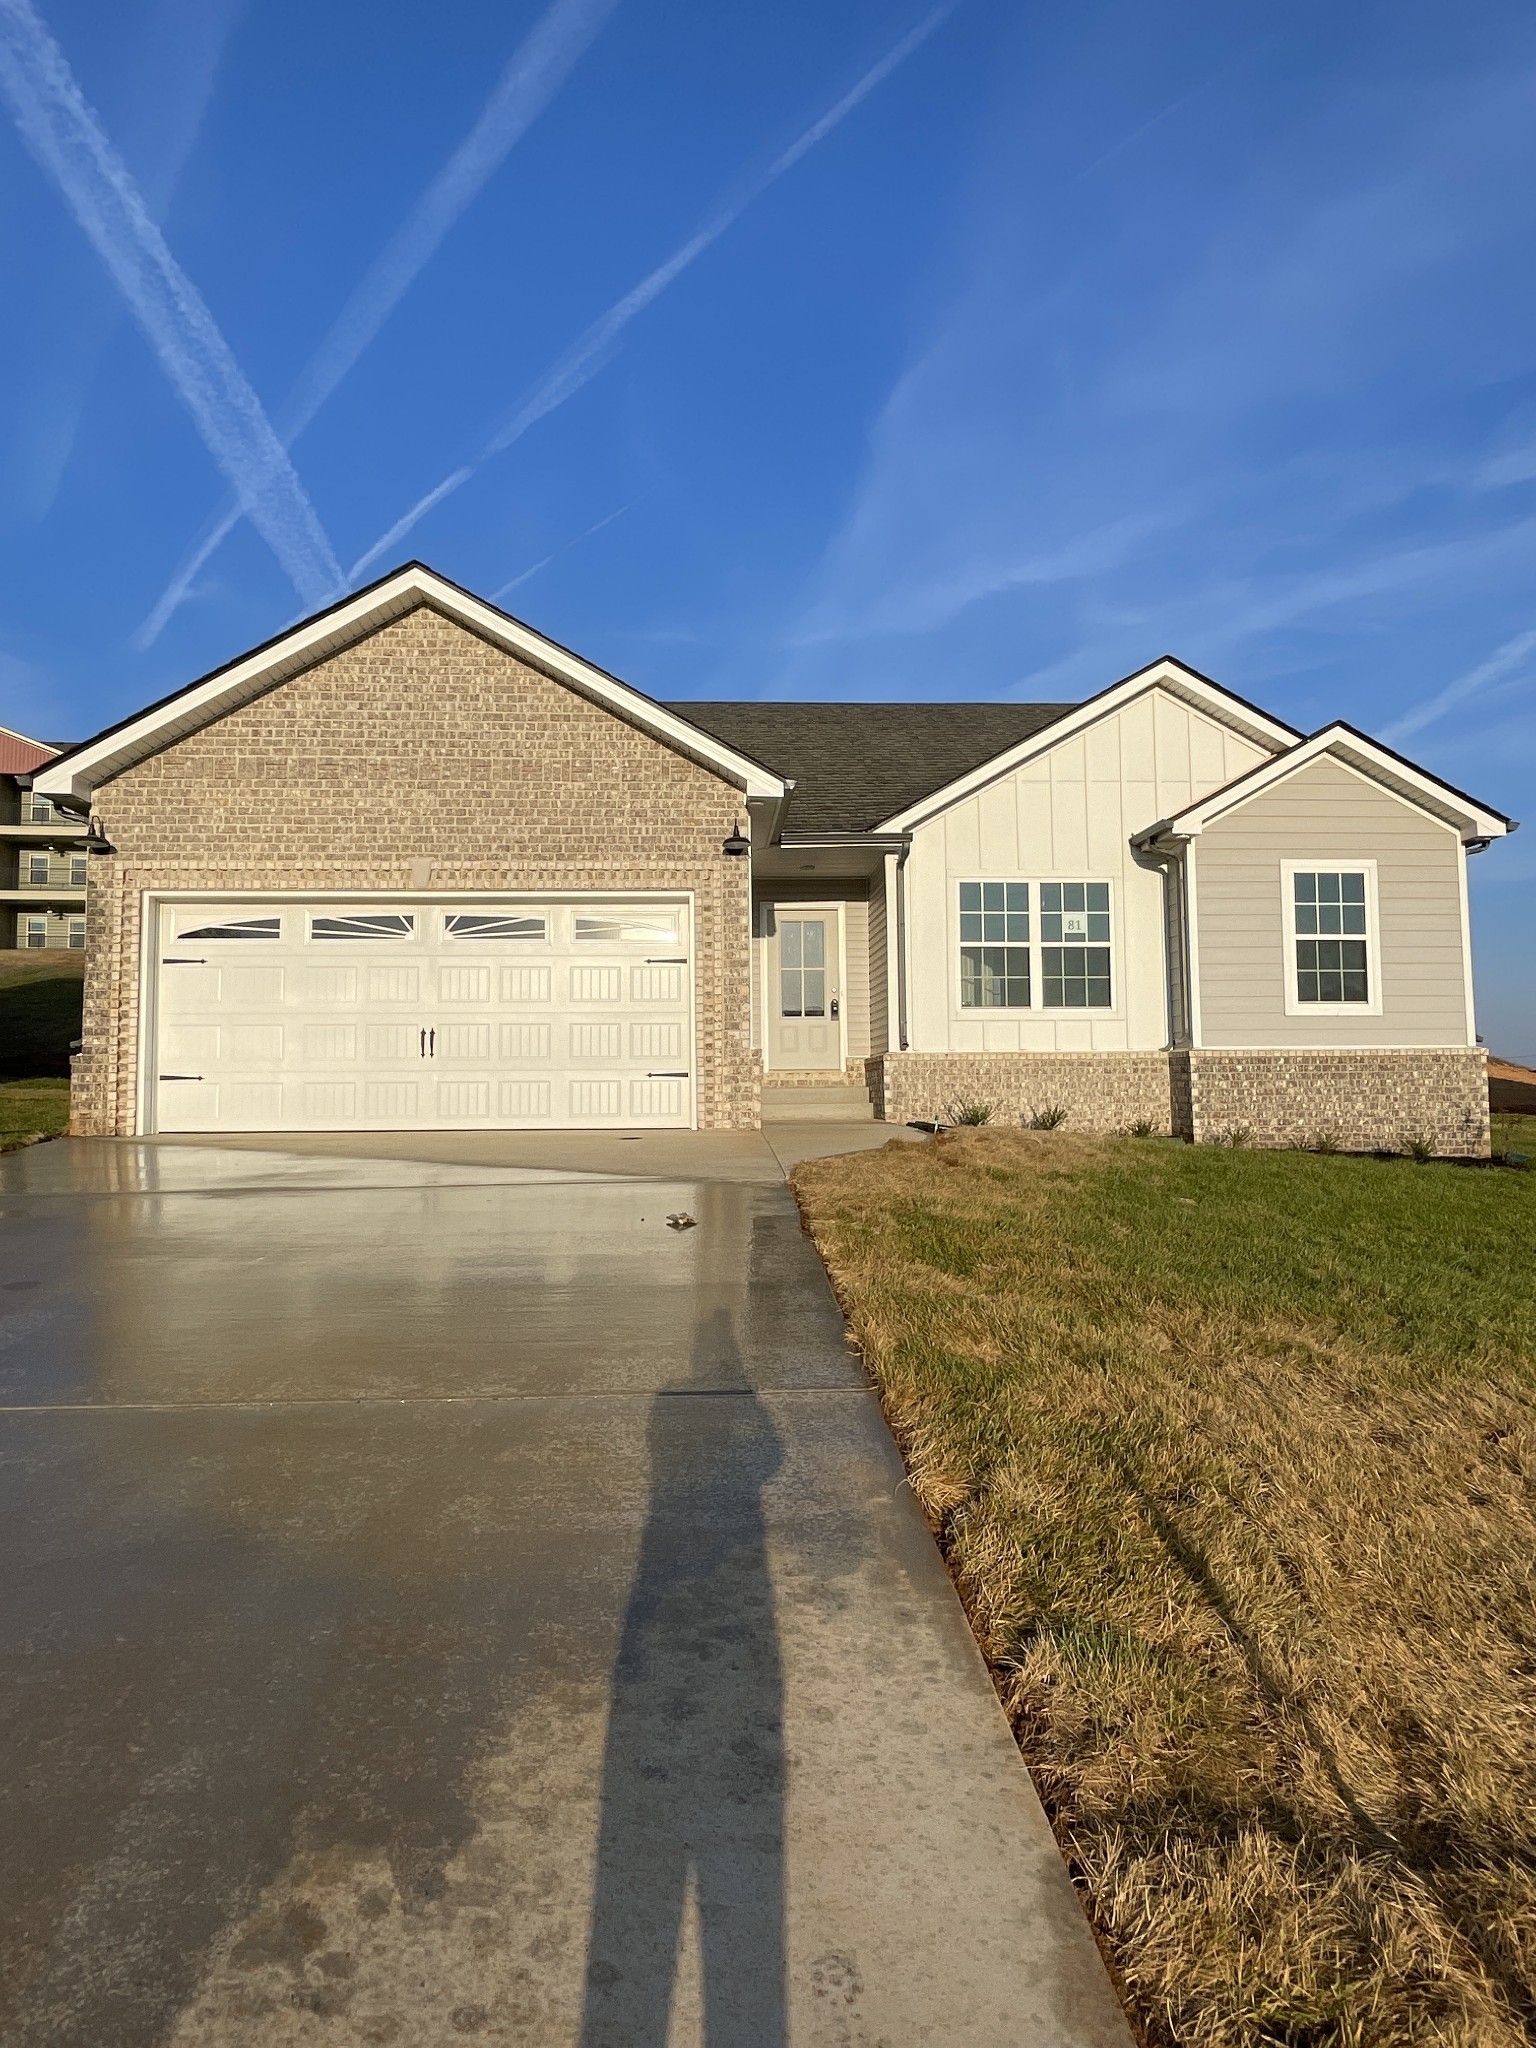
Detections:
[35, 567, 784, 804]
[1147, 725, 1512, 845]
[872, 659, 1298, 834]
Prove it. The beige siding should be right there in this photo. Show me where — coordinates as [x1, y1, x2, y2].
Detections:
[904, 687, 1271, 1053]
[1195, 756, 1469, 1047]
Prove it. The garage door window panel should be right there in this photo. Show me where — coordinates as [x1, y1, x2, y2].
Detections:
[310, 913, 416, 941]
[443, 913, 547, 941]
[177, 917, 282, 941]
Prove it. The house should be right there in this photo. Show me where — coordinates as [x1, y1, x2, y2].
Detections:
[33, 563, 1514, 1152]
[0, 725, 87, 950]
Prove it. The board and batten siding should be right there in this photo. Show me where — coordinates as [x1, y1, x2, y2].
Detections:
[753, 883, 873, 1064]
[903, 688, 1271, 1054]
[1194, 756, 1472, 1047]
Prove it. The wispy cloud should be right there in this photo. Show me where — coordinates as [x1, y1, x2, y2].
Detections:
[347, 6, 956, 583]
[1382, 625, 1536, 744]
[493, 497, 641, 601]
[0, 0, 341, 607]
[134, 0, 617, 647]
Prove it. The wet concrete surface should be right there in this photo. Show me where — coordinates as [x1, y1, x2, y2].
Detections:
[0, 1135, 1131, 2047]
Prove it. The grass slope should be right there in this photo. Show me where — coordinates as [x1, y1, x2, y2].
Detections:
[0, 1077, 70, 1150]
[0, 950, 83, 1081]
[794, 1130, 1536, 2048]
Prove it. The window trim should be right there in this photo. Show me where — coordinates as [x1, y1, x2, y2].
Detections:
[1280, 859, 1382, 1017]
[952, 878, 1118, 1016]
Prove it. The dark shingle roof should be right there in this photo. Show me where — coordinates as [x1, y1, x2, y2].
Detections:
[661, 701, 1077, 833]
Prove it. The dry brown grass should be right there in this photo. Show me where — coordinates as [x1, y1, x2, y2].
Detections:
[793, 1128, 1536, 2048]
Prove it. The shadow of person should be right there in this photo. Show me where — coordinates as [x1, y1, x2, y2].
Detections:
[581, 1305, 786, 2047]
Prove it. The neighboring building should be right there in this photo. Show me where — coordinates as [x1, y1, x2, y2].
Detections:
[34, 564, 1515, 1151]
[0, 724, 86, 951]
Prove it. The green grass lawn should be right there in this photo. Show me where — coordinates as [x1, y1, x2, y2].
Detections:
[0, 948, 83, 1082]
[0, 1076, 71, 1150]
[1493, 1110, 1536, 1162]
[794, 1129, 1536, 2048]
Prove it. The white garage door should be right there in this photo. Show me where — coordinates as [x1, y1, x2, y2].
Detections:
[151, 897, 694, 1132]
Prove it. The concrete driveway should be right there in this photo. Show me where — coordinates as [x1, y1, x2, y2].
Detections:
[0, 1127, 1130, 2048]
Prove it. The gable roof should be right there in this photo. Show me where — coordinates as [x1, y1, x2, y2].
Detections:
[1130, 723, 1515, 847]
[868, 656, 1302, 832]
[0, 725, 59, 776]
[663, 701, 1074, 833]
[33, 563, 786, 807]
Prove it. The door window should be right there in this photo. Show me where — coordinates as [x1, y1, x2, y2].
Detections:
[779, 919, 826, 1018]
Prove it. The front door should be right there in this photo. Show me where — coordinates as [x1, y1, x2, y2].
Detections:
[766, 908, 842, 1070]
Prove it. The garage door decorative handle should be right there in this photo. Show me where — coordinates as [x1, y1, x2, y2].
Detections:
[158, 1074, 203, 1081]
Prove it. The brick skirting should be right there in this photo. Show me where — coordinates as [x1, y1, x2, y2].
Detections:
[871, 1052, 1178, 1133]
[868, 1047, 1490, 1156]
[1178, 1047, 1489, 1156]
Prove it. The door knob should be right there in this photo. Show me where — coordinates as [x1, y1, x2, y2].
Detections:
[830, 995, 840, 1018]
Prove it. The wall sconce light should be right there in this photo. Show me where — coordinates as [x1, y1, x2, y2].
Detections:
[722, 820, 750, 857]
[83, 817, 115, 855]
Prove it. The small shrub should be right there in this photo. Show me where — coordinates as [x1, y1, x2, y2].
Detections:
[1209, 1124, 1253, 1149]
[1307, 1129, 1340, 1155]
[1027, 1104, 1069, 1131]
[1401, 1131, 1437, 1164]
[946, 1099, 993, 1126]
[1125, 1117, 1161, 1138]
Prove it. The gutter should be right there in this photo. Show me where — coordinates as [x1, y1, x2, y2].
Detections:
[894, 841, 910, 1051]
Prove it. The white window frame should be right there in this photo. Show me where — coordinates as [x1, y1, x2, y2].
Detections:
[22, 913, 47, 949]
[953, 878, 1118, 1016]
[67, 916, 86, 949]
[26, 853, 50, 886]
[1280, 859, 1382, 1017]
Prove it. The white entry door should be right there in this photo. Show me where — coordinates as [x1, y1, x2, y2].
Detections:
[765, 906, 842, 1071]
[150, 896, 693, 1131]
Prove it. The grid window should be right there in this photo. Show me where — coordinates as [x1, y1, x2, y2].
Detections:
[1293, 871, 1369, 1003]
[67, 918, 85, 950]
[23, 915, 47, 949]
[70, 855, 87, 887]
[779, 918, 826, 1018]
[27, 797, 51, 824]
[1040, 882, 1112, 1008]
[27, 853, 49, 885]
[959, 882, 1029, 1008]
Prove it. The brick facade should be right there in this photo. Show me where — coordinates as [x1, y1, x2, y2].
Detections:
[1178, 1047, 1489, 1156]
[73, 604, 759, 1136]
[866, 1047, 1490, 1155]
[869, 1051, 1179, 1133]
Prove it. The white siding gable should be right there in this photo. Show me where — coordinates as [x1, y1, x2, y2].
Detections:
[904, 688, 1271, 1054]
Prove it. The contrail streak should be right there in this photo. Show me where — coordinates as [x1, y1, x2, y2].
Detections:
[135, 0, 617, 647]
[1382, 626, 1536, 743]
[348, 5, 956, 583]
[492, 497, 641, 600]
[0, 0, 341, 607]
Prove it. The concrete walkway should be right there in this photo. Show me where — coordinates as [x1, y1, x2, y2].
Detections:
[0, 1128, 1131, 2047]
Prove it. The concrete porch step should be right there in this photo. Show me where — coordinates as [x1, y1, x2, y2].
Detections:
[760, 1085, 875, 1124]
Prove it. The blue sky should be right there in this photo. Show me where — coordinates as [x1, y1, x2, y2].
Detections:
[1, 0, 1533, 1052]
